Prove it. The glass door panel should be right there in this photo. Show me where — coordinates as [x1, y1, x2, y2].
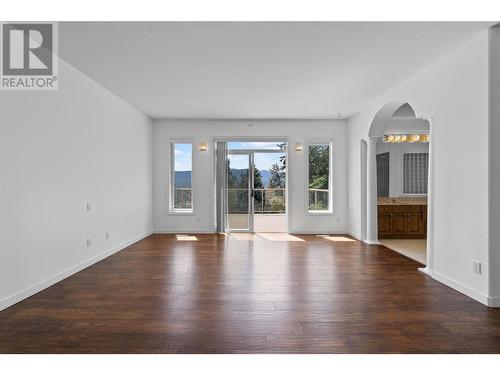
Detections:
[223, 143, 287, 233]
[226, 154, 252, 231]
[253, 152, 287, 232]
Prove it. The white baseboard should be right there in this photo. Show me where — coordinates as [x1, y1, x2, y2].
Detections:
[0, 230, 153, 311]
[363, 240, 381, 245]
[418, 266, 432, 276]
[488, 296, 500, 307]
[347, 231, 362, 241]
[153, 230, 216, 234]
[419, 267, 490, 306]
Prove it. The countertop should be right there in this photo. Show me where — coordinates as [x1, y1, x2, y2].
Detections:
[378, 197, 428, 206]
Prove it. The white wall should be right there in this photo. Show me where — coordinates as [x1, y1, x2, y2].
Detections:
[376, 142, 429, 197]
[153, 120, 347, 234]
[0, 59, 153, 310]
[489, 26, 500, 306]
[348, 31, 491, 304]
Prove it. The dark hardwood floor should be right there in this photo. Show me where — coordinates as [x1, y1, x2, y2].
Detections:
[1, 233, 500, 353]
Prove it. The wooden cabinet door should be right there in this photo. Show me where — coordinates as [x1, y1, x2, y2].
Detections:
[378, 204, 426, 238]
[378, 214, 392, 234]
[406, 213, 422, 234]
[391, 214, 406, 235]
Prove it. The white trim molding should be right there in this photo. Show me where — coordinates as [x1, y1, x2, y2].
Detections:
[488, 297, 500, 307]
[419, 267, 490, 306]
[347, 230, 362, 241]
[168, 138, 195, 215]
[365, 137, 379, 245]
[423, 116, 435, 270]
[364, 239, 381, 246]
[0, 231, 153, 311]
[306, 140, 334, 214]
[153, 230, 216, 234]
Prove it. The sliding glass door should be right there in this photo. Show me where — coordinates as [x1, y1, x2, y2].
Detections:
[224, 142, 287, 233]
[226, 153, 253, 232]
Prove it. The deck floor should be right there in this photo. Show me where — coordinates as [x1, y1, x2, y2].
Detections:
[227, 213, 286, 232]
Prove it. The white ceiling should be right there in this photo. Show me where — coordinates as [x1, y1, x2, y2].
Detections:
[59, 22, 493, 119]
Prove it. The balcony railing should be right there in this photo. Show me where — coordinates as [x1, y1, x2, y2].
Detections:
[173, 188, 192, 209]
[226, 188, 286, 214]
[174, 187, 329, 212]
[308, 188, 329, 210]
[226, 188, 330, 214]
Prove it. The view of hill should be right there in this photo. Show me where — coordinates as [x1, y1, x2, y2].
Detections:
[227, 168, 272, 187]
[174, 171, 192, 188]
[260, 170, 271, 186]
[175, 169, 272, 188]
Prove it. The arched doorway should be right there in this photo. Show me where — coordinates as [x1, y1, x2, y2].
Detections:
[361, 101, 434, 270]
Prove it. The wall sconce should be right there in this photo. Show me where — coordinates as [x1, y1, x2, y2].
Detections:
[198, 142, 208, 152]
[294, 143, 303, 152]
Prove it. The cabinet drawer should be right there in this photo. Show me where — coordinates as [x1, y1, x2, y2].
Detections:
[378, 205, 393, 215]
[393, 205, 422, 213]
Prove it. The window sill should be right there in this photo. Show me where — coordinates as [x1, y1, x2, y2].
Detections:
[167, 210, 195, 216]
[307, 210, 334, 216]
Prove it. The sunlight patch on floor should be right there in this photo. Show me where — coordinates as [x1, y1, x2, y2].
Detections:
[175, 234, 198, 241]
[228, 233, 256, 241]
[257, 233, 305, 242]
[317, 235, 356, 242]
[228, 233, 305, 242]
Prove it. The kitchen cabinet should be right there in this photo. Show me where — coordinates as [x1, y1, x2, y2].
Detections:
[377, 204, 426, 239]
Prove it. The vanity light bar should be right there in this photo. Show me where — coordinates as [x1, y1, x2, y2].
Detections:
[383, 134, 429, 143]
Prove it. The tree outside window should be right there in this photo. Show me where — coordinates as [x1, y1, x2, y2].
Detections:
[308, 144, 331, 211]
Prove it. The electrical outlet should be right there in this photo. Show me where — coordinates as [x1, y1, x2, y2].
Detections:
[105, 232, 110, 240]
[86, 238, 92, 247]
[473, 261, 482, 274]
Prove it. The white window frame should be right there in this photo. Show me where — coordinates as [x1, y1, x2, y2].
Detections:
[306, 140, 333, 214]
[169, 139, 194, 214]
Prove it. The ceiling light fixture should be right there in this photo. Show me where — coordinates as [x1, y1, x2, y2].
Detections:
[383, 134, 429, 143]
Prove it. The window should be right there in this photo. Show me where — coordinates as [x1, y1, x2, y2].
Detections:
[171, 142, 193, 212]
[308, 143, 331, 212]
[227, 141, 286, 150]
[402, 152, 428, 195]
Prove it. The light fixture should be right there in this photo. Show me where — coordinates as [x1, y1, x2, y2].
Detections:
[383, 134, 429, 143]
[408, 134, 420, 142]
[294, 143, 303, 152]
[198, 142, 207, 151]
